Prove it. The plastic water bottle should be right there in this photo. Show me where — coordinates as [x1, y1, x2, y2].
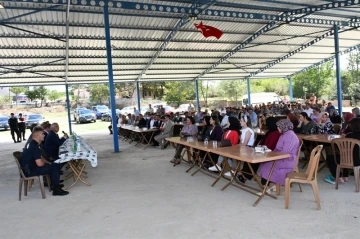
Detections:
[204, 138, 208, 145]
[213, 141, 217, 148]
[77, 137, 81, 152]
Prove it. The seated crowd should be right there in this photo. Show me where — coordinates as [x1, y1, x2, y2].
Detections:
[163, 100, 360, 189]
[20, 121, 70, 196]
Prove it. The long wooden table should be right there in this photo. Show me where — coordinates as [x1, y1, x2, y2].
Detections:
[166, 137, 290, 207]
[119, 125, 158, 149]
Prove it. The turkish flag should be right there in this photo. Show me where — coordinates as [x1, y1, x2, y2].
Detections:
[194, 21, 223, 39]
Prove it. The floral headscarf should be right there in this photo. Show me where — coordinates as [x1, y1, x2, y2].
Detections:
[276, 119, 294, 133]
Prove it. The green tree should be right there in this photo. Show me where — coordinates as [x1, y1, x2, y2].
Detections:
[163, 81, 195, 106]
[89, 84, 109, 103]
[47, 90, 62, 101]
[292, 61, 333, 99]
[25, 89, 37, 102]
[36, 86, 48, 107]
[142, 82, 165, 99]
[10, 87, 26, 106]
[257, 79, 289, 96]
[218, 80, 246, 102]
[115, 82, 136, 98]
[346, 50, 360, 102]
[0, 96, 9, 109]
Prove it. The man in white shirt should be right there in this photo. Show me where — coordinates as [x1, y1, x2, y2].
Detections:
[133, 107, 140, 117]
[220, 110, 229, 128]
[302, 103, 313, 117]
[147, 104, 154, 114]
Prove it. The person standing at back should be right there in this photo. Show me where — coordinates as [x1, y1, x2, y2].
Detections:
[8, 113, 21, 143]
[18, 113, 26, 141]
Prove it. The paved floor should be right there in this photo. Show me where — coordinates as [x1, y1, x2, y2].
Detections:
[0, 131, 359, 239]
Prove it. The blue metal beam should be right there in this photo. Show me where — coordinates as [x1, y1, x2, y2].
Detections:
[334, 24, 343, 115]
[2, 0, 357, 27]
[195, 79, 200, 109]
[0, 46, 337, 54]
[247, 78, 251, 105]
[65, 84, 73, 135]
[136, 81, 141, 112]
[0, 38, 341, 48]
[0, 20, 336, 38]
[165, 0, 360, 17]
[288, 77, 293, 101]
[103, 3, 119, 153]
[0, 55, 327, 60]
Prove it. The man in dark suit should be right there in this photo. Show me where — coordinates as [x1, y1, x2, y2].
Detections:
[21, 126, 68, 196]
[138, 114, 147, 128]
[8, 113, 21, 143]
[44, 123, 68, 161]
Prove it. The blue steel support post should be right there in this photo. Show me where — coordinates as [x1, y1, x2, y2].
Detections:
[246, 78, 251, 106]
[195, 79, 200, 110]
[65, 84, 72, 135]
[288, 77, 294, 101]
[136, 81, 141, 112]
[334, 24, 343, 115]
[103, 5, 119, 153]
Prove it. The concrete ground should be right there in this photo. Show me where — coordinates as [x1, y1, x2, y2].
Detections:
[0, 130, 359, 239]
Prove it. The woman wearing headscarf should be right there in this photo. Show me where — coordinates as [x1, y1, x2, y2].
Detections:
[340, 112, 354, 135]
[316, 112, 335, 134]
[237, 117, 282, 183]
[259, 119, 300, 187]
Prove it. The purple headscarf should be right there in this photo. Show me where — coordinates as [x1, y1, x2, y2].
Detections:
[276, 119, 294, 133]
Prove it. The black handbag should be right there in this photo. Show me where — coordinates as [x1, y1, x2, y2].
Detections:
[220, 139, 232, 147]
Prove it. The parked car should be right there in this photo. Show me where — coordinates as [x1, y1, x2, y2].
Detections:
[73, 107, 87, 121]
[176, 103, 194, 113]
[75, 109, 96, 124]
[92, 105, 109, 119]
[26, 114, 44, 129]
[101, 109, 121, 121]
[119, 106, 134, 115]
[0, 116, 9, 131]
[163, 106, 175, 114]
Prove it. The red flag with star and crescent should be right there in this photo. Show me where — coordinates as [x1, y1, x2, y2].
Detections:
[194, 21, 223, 39]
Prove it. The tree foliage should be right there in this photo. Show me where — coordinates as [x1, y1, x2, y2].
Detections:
[10, 87, 26, 106]
[47, 90, 63, 101]
[89, 84, 109, 103]
[10, 87, 26, 96]
[142, 82, 165, 99]
[115, 82, 136, 98]
[24, 86, 48, 107]
[163, 81, 195, 106]
[292, 61, 333, 99]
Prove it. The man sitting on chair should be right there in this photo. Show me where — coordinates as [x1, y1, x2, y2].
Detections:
[21, 126, 69, 196]
[154, 115, 174, 149]
[44, 123, 68, 162]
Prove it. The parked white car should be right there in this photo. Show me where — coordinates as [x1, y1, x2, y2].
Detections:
[119, 106, 135, 115]
[176, 103, 194, 113]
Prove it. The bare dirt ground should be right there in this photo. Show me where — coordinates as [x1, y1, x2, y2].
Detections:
[0, 131, 359, 239]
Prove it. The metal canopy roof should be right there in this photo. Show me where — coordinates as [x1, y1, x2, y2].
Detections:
[1, 0, 360, 86]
